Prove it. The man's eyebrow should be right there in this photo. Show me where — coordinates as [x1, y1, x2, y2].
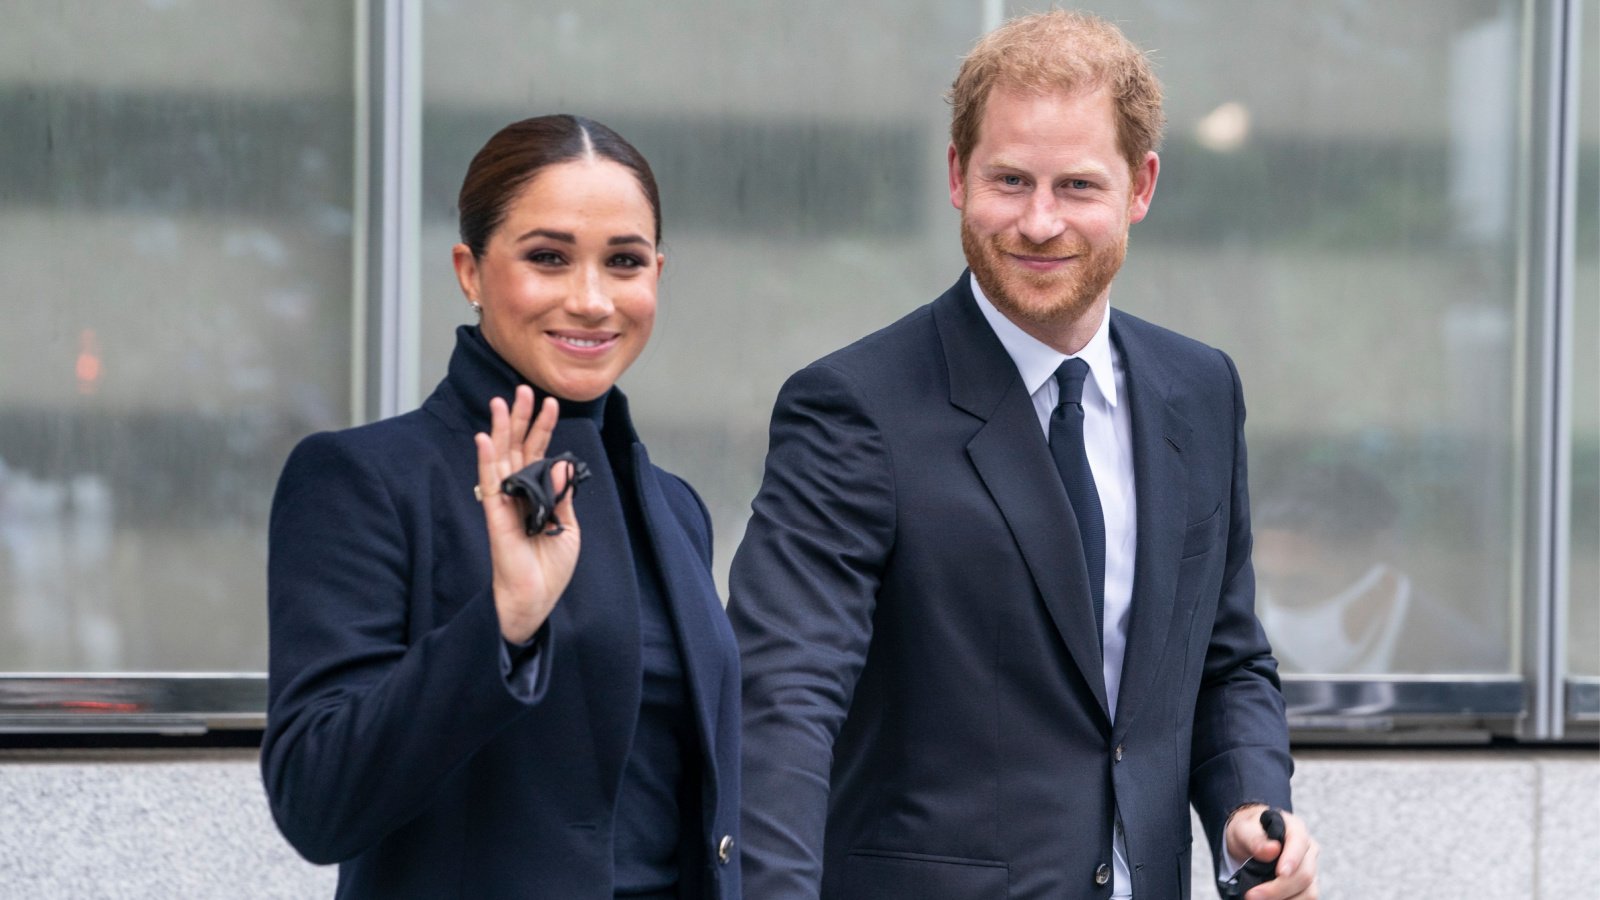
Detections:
[984, 159, 1114, 179]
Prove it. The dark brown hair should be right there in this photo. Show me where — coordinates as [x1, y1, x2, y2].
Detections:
[457, 114, 662, 256]
[949, 10, 1164, 176]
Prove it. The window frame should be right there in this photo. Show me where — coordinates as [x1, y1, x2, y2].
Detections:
[0, 0, 1592, 744]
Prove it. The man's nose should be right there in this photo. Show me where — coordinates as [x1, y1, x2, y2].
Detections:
[1017, 188, 1067, 246]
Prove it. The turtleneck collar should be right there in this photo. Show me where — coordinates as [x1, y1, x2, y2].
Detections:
[555, 391, 608, 425]
[430, 325, 631, 441]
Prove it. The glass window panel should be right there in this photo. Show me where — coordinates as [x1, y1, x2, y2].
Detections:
[1050, 1, 1530, 674]
[0, 1, 357, 671]
[420, 0, 989, 586]
[420, 0, 1538, 681]
[1570, 0, 1599, 681]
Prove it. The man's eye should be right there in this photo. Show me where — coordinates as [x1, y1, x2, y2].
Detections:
[1068, 179, 1091, 190]
[1000, 174, 1024, 186]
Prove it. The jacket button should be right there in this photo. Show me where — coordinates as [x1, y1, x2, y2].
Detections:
[1114, 744, 1124, 762]
[1094, 863, 1111, 885]
[717, 834, 734, 865]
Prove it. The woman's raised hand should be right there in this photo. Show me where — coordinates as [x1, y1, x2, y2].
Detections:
[475, 385, 580, 643]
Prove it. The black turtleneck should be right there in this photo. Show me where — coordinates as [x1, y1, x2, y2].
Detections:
[583, 394, 699, 899]
[480, 333, 694, 890]
[467, 327, 697, 898]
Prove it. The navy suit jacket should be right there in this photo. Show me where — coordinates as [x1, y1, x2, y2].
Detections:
[263, 327, 741, 899]
[729, 275, 1292, 899]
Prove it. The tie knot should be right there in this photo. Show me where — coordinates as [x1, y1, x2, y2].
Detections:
[1054, 357, 1091, 407]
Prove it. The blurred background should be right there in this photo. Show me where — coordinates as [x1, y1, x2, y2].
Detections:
[0, 0, 1593, 732]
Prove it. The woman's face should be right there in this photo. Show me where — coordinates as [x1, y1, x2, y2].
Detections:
[453, 158, 661, 402]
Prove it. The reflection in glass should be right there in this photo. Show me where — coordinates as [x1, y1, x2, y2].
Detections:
[416, 1, 1535, 677]
[420, 0, 987, 585]
[0, 0, 1581, 697]
[1070, 0, 1530, 674]
[0, 2, 356, 671]
[1252, 463, 1499, 674]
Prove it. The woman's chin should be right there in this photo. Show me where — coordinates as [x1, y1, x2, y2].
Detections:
[531, 373, 618, 403]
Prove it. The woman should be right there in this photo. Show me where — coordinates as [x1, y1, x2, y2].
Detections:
[262, 115, 740, 899]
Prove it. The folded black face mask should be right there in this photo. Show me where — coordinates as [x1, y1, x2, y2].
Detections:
[1219, 807, 1286, 898]
[501, 452, 591, 536]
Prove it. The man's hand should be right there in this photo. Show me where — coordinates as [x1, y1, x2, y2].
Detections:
[1224, 804, 1320, 899]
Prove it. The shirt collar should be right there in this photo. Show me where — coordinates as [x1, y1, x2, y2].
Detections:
[969, 272, 1119, 408]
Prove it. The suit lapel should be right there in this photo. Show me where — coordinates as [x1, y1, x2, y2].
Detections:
[549, 417, 642, 790]
[936, 277, 1110, 722]
[628, 443, 728, 819]
[1108, 313, 1192, 739]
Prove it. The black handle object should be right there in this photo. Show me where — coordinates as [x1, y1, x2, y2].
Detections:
[501, 452, 591, 536]
[1220, 808, 1286, 898]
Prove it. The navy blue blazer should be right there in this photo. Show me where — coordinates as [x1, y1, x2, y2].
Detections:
[729, 274, 1292, 899]
[263, 327, 741, 899]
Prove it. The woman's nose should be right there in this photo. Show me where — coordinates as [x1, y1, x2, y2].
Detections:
[566, 267, 613, 318]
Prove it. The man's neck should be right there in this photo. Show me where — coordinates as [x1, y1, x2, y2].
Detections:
[1030, 302, 1106, 356]
[987, 291, 1110, 357]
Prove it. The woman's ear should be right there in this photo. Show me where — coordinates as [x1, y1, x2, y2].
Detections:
[451, 243, 481, 304]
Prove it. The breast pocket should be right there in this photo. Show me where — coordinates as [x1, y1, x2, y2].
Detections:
[838, 849, 1008, 900]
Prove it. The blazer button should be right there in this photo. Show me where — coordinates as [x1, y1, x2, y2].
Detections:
[1114, 744, 1124, 762]
[717, 834, 734, 865]
[1094, 863, 1111, 886]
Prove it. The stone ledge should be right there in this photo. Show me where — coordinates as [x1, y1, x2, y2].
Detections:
[0, 748, 1593, 898]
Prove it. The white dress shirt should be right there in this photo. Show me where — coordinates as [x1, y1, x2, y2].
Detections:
[971, 275, 1139, 898]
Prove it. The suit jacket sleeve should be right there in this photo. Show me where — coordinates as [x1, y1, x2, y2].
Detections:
[261, 431, 553, 864]
[727, 363, 897, 898]
[1188, 350, 1294, 861]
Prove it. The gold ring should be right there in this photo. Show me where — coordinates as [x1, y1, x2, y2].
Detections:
[474, 484, 497, 502]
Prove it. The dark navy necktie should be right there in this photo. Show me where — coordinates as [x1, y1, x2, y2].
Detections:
[1049, 357, 1105, 646]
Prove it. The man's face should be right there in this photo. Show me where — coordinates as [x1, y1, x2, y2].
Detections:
[949, 86, 1157, 347]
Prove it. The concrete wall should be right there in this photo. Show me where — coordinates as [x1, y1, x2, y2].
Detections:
[1190, 750, 1600, 899]
[0, 748, 1595, 899]
[0, 750, 335, 899]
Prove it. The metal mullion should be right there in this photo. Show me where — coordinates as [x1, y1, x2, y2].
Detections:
[0, 675, 268, 733]
[364, 0, 422, 423]
[1520, 0, 1582, 741]
[1548, 0, 1584, 737]
[352, 0, 370, 424]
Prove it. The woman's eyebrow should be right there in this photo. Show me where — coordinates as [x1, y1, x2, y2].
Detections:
[515, 227, 576, 243]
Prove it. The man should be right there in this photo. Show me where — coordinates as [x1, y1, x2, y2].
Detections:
[729, 10, 1319, 900]
[1252, 461, 1502, 674]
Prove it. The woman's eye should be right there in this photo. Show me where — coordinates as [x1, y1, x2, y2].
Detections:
[527, 250, 565, 266]
[609, 254, 645, 269]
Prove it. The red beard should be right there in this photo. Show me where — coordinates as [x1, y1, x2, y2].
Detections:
[961, 215, 1126, 330]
